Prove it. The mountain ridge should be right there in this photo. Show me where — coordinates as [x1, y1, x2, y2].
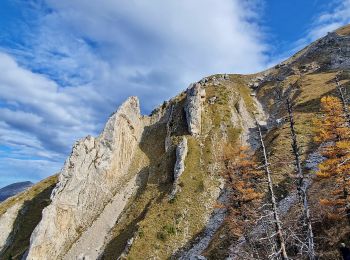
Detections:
[0, 24, 350, 259]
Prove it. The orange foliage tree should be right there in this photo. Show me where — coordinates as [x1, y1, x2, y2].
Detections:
[315, 96, 350, 220]
[222, 144, 263, 236]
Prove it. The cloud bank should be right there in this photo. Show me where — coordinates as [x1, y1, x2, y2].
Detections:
[0, 0, 268, 186]
[1, 0, 349, 187]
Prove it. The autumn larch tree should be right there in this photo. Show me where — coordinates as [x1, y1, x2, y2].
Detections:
[222, 143, 263, 238]
[315, 95, 350, 222]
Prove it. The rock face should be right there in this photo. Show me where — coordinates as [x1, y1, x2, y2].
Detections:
[295, 31, 350, 70]
[0, 203, 22, 250]
[63, 175, 139, 259]
[27, 97, 144, 259]
[170, 136, 188, 199]
[0, 181, 33, 202]
[185, 83, 206, 136]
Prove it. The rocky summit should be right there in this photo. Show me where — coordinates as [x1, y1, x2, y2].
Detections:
[1, 24, 350, 260]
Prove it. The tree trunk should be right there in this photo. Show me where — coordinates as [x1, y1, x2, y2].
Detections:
[286, 98, 315, 260]
[335, 76, 350, 225]
[336, 75, 350, 126]
[256, 121, 289, 260]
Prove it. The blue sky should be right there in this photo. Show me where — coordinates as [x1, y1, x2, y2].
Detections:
[0, 0, 349, 188]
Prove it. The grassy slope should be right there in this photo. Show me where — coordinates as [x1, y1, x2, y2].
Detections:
[204, 67, 350, 259]
[336, 24, 350, 36]
[0, 175, 58, 259]
[102, 75, 259, 259]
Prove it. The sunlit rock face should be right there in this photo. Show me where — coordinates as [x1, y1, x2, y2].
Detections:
[27, 97, 144, 260]
[185, 83, 206, 136]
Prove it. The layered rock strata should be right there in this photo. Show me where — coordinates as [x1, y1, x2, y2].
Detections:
[27, 97, 144, 259]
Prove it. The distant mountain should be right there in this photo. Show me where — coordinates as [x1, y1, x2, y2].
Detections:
[0, 181, 34, 202]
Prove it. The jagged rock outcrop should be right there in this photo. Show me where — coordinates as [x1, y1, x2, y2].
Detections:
[170, 136, 188, 199]
[27, 97, 144, 259]
[185, 83, 206, 136]
[293, 31, 350, 70]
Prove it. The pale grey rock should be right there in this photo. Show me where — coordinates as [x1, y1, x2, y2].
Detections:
[64, 175, 138, 260]
[305, 145, 326, 171]
[170, 137, 188, 199]
[296, 31, 350, 70]
[27, 97, 144, 260]
[248, 75, 267, 89]
[208, 96, 217, 105]
[185, 83, 206, 136]
[0, 203, 22, 251]
[199, 77, 209, 84]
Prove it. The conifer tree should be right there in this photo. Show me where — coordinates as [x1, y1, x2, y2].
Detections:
[222, 144, 263, 237]
[315, 96, 350, 221]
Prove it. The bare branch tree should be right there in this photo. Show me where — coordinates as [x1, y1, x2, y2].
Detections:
[256, 120, 289, 260]
[336, 73, 350, 126]
[286, 97, 316, 260]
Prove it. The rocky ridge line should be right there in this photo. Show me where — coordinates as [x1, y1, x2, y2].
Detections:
[27, 97, 144, 259]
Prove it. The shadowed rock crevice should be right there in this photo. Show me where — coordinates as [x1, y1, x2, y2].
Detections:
[99, 104, 179, 259]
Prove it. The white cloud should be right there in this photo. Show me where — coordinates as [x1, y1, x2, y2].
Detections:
[308, 0, 350, 40]
[0, 0, 268, 186]
[22, 0, 268, 106]
[0, 52, 98, 156]
[290, 0, 350, 52]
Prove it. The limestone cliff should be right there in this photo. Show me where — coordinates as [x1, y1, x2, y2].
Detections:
[27, 97, 144, 259]
[185, 83, 206, 136]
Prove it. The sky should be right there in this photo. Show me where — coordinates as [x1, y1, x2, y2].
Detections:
[0, 0, 349, 188]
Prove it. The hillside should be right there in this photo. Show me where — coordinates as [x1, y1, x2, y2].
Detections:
[0, 24, 350, 260]
[0, 181, 33, 202]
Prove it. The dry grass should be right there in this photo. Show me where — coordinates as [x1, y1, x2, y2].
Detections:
[336, 24, 350, 36]
[0, 175, 57, 259]
[0, 175, 57, 217]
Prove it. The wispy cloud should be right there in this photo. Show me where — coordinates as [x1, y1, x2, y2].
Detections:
[0, 0, 268, 186]
[265, 0, 350, 67]
[308, 0, 350, 40]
